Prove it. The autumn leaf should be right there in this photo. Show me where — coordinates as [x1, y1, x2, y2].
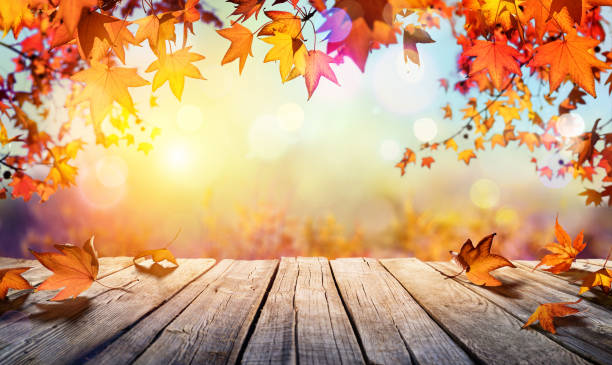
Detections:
[522, 299, 582, 334]
[70, 62, 149, 125]
[579, 188, 602, 206]
[403, 25, 435, 65]
[138, 142, 153, 155]
[304, 50, 339, 99]
[458, 149, 476, 165]
[396, 148, 416, 175]
[133, 249, 178, 266]
[0, 1, 33, 37]
[518, 132, 541, 152]
[263, 32, 306, 82]
[421, 156, 435, 168]
[134, 12, 177, 56]
[56, 0, 98, 34]
[146, 46, 205, 100]
[0, 267, 33, 299]
[464, 36, 522, 90]
[30, 236, 99, 301]
[8, 172, 37, 202]
[450, 233, 515, 286]
[579, 249, 611, 294]
[445, 138, 458, 151]
[534, 217, 586, 274]
[258, 11, 303, 39]
[76, 11, 137, 63]
[217, 23, 254, 74]
[530, 29, 610, 97]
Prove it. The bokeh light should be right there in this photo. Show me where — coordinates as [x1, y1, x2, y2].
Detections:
[248, 115, 289, 160]
[373, 48, 437, 115]
[495, 207, 519, 230]
[413, 117, 438, 142]
[318, 8, 352, 43]
[470, 179, 500, 209]
[165, 142, 191, 170]
[95, 155, 128, 188]
[379, 139, 402, 161]
[77, 165, 125, 209]
[558, 112, 585, 137]
[277, 103, 304, 132]
[177, 104, 203, 132]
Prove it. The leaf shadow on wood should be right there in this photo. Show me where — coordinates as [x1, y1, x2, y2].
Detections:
[552, 269, 592, 283]
[483, 281, 524, 299]
[0, 292, 31, 315]
[552, 315, 590, 331]
[30, 297, 91, 322]
[134, 262, 177, 278]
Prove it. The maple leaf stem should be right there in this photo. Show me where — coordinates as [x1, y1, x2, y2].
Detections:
[429, 264, 466, 280]
[164, 227, 182, 249]
[94, 279, 133, 293]
[0, 41, 32, 60]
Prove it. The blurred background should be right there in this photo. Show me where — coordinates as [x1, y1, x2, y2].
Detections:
[0, 3, 611, 260]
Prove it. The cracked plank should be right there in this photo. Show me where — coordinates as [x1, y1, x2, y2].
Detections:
[0, 258, 215, 364]
[133, 259, 278, 365]
[381, 258, 590, 365]
[242, 257, 364, 365]
[331, 258, 473, 365]
[430, 260, 612, 365]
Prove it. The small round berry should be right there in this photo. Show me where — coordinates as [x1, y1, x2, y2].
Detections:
[558, 159, 564, 165]
[466, 124, 473, 131]
[3, 171, 11, 179]
[463, 133, 469, 139]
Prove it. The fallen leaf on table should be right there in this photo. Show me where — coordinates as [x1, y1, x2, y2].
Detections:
[534, 217, 586, 274]
[522, 299, 582, 334]
[579, 249, 611, 295]
[0, 267, 33, 299]
[450, 233, 515, 286]
[133, 249, 178, 266]
[30, 236, 99, 301]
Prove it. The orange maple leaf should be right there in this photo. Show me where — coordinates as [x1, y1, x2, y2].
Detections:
[0, 267, 33, 299]
[530, 29, 610, 97]
[579, 188, 602, 206]
[217, 23, 254, 74]
[458, 149, 476, 165]
[30, 236, 99, 301]
[464, 37, 522, 90]
[403, 25, 435, 65]
[396, 148, 416, 175]
[534, 217, 586, 273]
[450, 233, 516, 286]
[133, 249, 178, 266]
[421, 156, 435, 168]
[304, 50, 339, 99]
[55, 0, 98, 34]
[579, 249, 611, 295]
[146, 47, 205, 100]
[522, 299, 582, 334]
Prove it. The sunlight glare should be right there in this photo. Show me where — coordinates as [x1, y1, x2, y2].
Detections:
[413, 117, 438, 142]
[177, 104, 203, 132]
[470, 179, 500, 209]
[277, 103, 304, 132]
[95, 155, 128, 188]
[379, 139, 402, 161]
[558, 112, 584, 137]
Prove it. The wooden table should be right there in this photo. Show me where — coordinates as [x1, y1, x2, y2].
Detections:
[0, 257, 610, 365]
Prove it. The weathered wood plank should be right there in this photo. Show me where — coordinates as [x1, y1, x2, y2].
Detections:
[515, 259, 607, 286]
[85, 259, 234, 365]
[381, 258, 590, 365]
[242, 257, 365, 365]
[0, 258, 215, 364]
[431, 261, 612, 365]
[512, 261, 612, 308]
[133, 259, 278, 365]
[331, 258, 474, 365]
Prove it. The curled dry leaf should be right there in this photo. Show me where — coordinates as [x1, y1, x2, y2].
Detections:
[579, 250, 612, 295]
[133, 249, 178, 266]
[534, 217, 586, 274]
[522, 299, 582, 334]
[0, 267, 33, 299]
[29, 236, 99, 301]
[450, 233, 515, 286]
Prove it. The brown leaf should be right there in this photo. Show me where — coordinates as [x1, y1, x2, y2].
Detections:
[450, 233, 515, 286]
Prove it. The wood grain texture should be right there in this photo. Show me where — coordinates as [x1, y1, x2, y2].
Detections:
[133, 259, 278, 365]
[85, 260, 233, 365]
[382, 258, 590, 365]
[0, 258, 215, 364]
[331, 258, 473, 365]
[431, 261, 612, 365]
[242, 257, 365, 365]
[512, 261, 612, 309]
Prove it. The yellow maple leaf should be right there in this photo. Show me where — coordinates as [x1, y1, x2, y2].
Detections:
[146, 46, 205, 100]
[263, 32, 306, 82]
[70, 62, 149, 125]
